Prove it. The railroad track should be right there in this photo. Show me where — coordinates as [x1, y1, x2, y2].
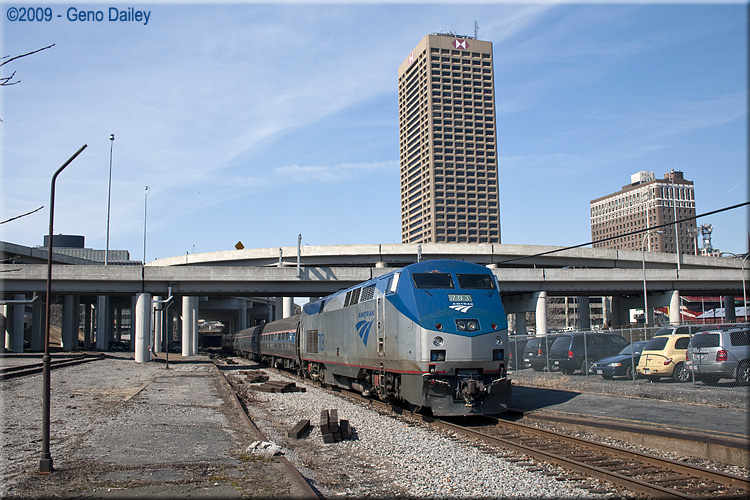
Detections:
[0, 354, 105, 380]
[430, 416, 750, 499]
[218, 355, 749, 499]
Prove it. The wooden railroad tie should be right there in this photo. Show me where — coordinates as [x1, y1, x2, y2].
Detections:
[288, 419, 311, 439]
[243, 372, 270, 383]
[319, 408, 352, 443]
[252, 380, 306, 393]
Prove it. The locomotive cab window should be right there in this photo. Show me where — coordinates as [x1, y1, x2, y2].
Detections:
[412, 272, 454, 289]
[457, 273, 494, 289]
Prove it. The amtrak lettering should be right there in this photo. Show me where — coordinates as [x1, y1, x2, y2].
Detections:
[356, 310, 375, 346]
[449, 302, 473, 313]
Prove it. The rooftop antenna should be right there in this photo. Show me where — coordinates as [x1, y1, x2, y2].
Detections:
[474, 21, 479, 39]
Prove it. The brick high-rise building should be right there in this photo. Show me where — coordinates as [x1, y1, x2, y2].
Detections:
[398, 33, 501, 244]
[590, 170, 697, 254]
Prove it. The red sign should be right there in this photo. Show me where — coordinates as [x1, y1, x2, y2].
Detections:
[453, 39, 469, 50]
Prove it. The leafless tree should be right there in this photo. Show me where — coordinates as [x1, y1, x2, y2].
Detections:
[1, 43, 55, 86]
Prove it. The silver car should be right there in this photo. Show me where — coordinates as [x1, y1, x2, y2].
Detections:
[686, 328, 750, 385]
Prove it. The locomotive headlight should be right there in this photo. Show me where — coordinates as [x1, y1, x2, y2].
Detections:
[432, 336, 444, 347]
[456, 320, 466, 331]
[467, 320, 478, 331]
[495, 336, 502, 345]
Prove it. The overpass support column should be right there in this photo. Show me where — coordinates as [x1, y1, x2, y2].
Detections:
[82, 303, 92, 350]
[283, 297, 294, 319]
[182, 296, 198, 356]
[166, 305, 175, 350]
[114, 306, 122, 342]
[153, 296, 162, 353]
[724, 296, 736, 323]
[610, 296, 627, 328]
[0, 306, 6, 351]
[578, 296, 591, 330]
[129, 296, 137, 351]
[10, 294, 25, 353]
[96, 296, 110, 351]
[134, 293, 152, 363]
[31, 297, 44, 351]
[61, 295, 79, 351]
[237, 300, 248, 331]
[535, 291, 547, 336]
[601, 297, 611, 328]
[668, 290, 680, 325]
[515, 313, 527, 336]
[274, 297, 283, 321]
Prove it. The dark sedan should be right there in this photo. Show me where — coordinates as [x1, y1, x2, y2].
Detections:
[590, 340, 649, 379]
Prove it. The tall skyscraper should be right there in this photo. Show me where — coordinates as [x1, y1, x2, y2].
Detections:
[398, 33, 501, 244]
[590, 170, 697, 255]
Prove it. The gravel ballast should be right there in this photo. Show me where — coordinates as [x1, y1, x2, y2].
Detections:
[3, 352, 747, 498]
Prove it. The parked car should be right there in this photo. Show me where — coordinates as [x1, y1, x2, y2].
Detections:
[508, 336, 531, 370]
[590, 340, 650, 380]
[548, 333, 630, 375]
[522, 335, 562, 371]
[686, 328, 750, 385]
[653, 325, 711, 337]
[636, 334, 691, 382]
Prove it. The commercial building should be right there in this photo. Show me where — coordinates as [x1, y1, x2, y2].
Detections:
[590, 170, 697, 255]
[398, 33, 501, 244]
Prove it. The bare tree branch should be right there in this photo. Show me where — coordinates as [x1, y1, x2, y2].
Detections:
[0, 206, 44, 224]
[1, 43, 55, 86]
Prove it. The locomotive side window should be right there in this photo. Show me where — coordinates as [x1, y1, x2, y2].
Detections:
[457, 273, 494, 289]
[389, 272, 400, 294]
[412, 272, 454, 289]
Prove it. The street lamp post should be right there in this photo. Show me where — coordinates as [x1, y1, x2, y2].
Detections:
[741, 254, 748, 322]
[105, 134, 114, 266]
[40, 144, 87, 474]
[642, 230, 664, 328]
[143, 186, 150, 264]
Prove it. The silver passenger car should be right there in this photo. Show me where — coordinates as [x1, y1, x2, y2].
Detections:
[686, 328, 750, 385]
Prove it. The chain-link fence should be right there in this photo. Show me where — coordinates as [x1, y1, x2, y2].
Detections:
[508, 322, 750, 388]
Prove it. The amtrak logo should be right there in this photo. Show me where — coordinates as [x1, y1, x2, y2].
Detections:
[453, 39, 470, 50]
[449, 303, 473, 313]
[356, 320, 374, 346]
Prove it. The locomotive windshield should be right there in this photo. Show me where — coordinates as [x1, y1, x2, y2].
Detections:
[412, 272, 454, 289]
[457, 273, 495, 289]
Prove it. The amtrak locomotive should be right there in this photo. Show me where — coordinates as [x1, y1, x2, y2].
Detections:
[223, 259, 511, 416]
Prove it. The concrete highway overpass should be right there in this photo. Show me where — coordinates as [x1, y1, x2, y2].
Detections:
[2, 242, 747, 357]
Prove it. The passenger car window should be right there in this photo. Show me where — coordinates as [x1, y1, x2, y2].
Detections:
[645, 337, 668, 350]
[675, 337, 690, 349]
[412, 272, 454, 289]
[456, 273, 494, 289]
[690, 334, 720, 348]
[729, 330, 750, 346]
[551, 337, 571, 350]
[613, 336, 628, 346]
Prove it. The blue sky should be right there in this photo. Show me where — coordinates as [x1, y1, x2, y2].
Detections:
[2, 2, 747, 262]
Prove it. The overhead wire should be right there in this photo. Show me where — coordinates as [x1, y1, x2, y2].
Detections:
[497, 201, 750, 265]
